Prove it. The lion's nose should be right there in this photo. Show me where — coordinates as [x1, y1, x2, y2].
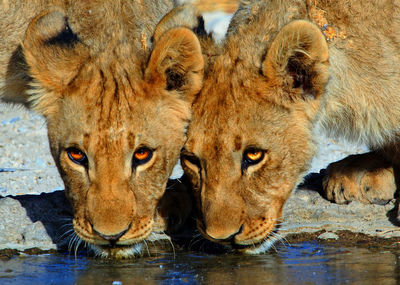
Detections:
[206, 224, 243, 241]
[94, 227, 129, 242]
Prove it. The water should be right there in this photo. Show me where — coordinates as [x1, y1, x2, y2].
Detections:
[1, 242, 399, 284]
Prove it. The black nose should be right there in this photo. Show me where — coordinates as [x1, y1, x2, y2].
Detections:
[94, 228, 129, 242]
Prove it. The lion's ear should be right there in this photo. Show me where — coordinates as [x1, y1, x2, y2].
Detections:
[153, 5, 205, 43]
[263, 20, 329, 100]
[145, 27, 204, 102]
[23, 11, 88, 104]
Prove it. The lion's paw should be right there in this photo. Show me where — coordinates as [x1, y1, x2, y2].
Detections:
[322, 153, 396, 204]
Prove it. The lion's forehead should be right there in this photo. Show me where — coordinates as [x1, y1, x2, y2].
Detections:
[63, 72, 169, 126]
[189, 104, 283, 148]
[61, 94, 184, 153]
[194, 75, 286, 128]
[81, 123, 165, 152]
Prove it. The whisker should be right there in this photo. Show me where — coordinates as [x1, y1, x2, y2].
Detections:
[72, 235, 79, 258]
[59, 223, 73, 230]
[188, 235, 204, 249]
[272, 232, 290, 247]
[143, 240, 151, 257]
[57, 228, 74, 242]
[68, 234, 75, 253]
[75, 238, 82, 258]
[199, 239, 208, 252]
[269, 239, 278, 253]
[161, 231, 175, 258]
[188, 232, 203, 248]
[149, 240, 159, 257]
[139, 242, 145, 258]
[57, 217, 73, 222]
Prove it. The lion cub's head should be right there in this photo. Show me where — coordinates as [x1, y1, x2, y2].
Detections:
[182, 20, 329, 253]
[22, 10, 203, 258]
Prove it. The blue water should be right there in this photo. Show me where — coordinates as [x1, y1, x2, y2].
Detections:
[0, 242, 398, 284]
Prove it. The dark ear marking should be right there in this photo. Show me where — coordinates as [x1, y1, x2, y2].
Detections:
[287, 53, 316, 94]
[166, 68, 185, 91]
[192, 16, 207, 37]
[45, 19, 79, 47]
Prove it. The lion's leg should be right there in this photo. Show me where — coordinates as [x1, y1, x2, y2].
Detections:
[322, 152, 396, 204]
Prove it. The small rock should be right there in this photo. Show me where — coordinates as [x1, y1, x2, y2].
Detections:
[0, 198, 30, 245]
[22, 222, 52, 243]
[318, 232, 339, 240]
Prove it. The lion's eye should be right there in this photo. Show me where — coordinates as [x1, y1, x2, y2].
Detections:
[245, 150, 263, 161]
[132, 148, 153, 166]
[67, 147, 88, 166]
[181, 150, 201, 169]
[242, 148, 265, 171]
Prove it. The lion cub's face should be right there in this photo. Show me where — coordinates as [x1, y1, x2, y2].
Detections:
[182, 20, 329, 253]
[22, 11, 203, 258]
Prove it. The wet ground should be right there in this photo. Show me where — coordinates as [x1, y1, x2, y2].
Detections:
[1, 241, 399, 284]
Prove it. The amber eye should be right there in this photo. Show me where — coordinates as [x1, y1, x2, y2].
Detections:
[66, 147, 88, 166]
[132, 147, 153, 167]
[246, 150, 263, 161]
[242, 148, 265, 171]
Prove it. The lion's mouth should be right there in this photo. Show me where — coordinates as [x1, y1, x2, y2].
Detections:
[197, 219, 283, 254]
[80, 231, 173, 259]
[89, 243, 144, 259]
[71, 229, 146, 259]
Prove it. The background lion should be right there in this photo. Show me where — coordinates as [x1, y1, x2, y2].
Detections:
[181, 0, 400, 254]
[0, 0, 204, 258]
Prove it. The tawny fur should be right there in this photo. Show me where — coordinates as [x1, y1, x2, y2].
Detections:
[0, 1, 204, 258]
[182, 0, 400, 254]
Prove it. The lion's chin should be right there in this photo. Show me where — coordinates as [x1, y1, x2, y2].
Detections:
[236, 236, 280, 255]
[88, 243, 143, 259]
[233, 229, 284, 255]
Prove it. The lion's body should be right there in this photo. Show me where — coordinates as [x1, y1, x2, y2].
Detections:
[182, 0, 400, 253]
[227, 0, 400, 147]
[1, 1, 204, 258]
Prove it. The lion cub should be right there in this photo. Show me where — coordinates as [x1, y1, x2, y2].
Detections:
[1, 1, 203, 258]
[181, 0, 400, 254]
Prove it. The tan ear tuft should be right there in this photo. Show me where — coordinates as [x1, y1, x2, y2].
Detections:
[153, 5, 204, 43]
[145, 27, 204, 102]
[263, 20, 329, 100]
[22, 10, 89, 116]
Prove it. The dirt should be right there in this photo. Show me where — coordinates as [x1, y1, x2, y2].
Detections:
[285, 230, 400, 249]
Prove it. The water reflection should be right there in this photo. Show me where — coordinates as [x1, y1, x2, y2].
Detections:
[1, 242, 399, 284]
